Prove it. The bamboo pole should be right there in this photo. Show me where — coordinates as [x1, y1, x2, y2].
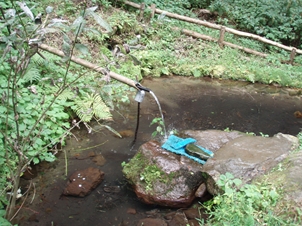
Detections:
[123, 0, 302, 55]
[180, 28, 267, 57]
[39, 44, 138, 89]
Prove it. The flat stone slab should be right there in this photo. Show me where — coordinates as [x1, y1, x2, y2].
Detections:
[183, 129, 244, 152]
[198, 132, 299, 195]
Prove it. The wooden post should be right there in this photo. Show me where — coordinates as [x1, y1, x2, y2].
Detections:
[218, 26, 226, 49]
[138, 3, 145, 22]
[149, 4, 156, 23]
[150, 4, 156, 21]
[289, 48, 296, 65]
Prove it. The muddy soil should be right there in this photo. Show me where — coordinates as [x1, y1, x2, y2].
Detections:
[17, 77, 302, 226]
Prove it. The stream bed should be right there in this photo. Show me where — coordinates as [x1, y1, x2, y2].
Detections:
[18, 76, 302, 225]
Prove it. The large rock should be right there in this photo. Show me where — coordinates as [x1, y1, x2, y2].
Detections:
[200, 132, 299, 195]
[63, 167, 104, 197]
[122, 140, 204, 208]
[183, 129, 244, 152]
[274, 151, 302, 208]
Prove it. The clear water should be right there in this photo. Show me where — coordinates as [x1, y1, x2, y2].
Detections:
[149, 90, 167, 139]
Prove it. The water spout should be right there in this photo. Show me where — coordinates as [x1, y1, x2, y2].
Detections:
[149, 91, 167, 139]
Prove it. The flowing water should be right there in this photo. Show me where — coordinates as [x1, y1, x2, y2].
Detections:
[149, 90, 167, 139]
[17, 76, 302, 226]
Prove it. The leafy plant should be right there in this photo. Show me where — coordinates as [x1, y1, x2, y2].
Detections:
[133, 0, 191, 15]
[150, 117, 165, 137]
[200, 172, 300, 225]
[140, 165, 165, 191]
[209, 0, 302, 48]
[0, 1, 116, 222]
[72, 93, 112, 122]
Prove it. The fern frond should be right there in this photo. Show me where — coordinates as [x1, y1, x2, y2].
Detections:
[73, 93, 112, 122]
[23, 65, 41, 83]
[31, 51, 61, 66]
[58, 88, 76, 101]
[46, 85, 76, 101]
[92, 93, 112, 120]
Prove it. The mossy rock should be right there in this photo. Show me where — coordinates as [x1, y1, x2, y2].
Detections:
[122, 140, 204, 207]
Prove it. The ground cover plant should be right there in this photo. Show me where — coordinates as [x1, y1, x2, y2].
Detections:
[199, 172, 302, 225]
[0, 0, 302, 224]
[0, 1, 131, 223]
[208, 0, 302, 48]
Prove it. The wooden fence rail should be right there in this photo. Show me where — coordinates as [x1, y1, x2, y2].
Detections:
[123, 1, 301, 63]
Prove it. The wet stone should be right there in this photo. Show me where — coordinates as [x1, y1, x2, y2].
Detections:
[103, 185, 121, 193]
[201, 131, 299, 195]
[127, 208, 137, 215]
[123, 140, 204, 208]
[137, 218, 167, 226]
[92, 154, 106, 166]
[168, 212, 189, 226]
[183, 129, 244, 152]
[195, 183, 207, 198]
[63, 167, 104, 197]
[183, 208, 200, 220]
[188, 219, 200, 226]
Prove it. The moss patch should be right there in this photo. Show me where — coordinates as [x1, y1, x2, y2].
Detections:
[122, 152, 173, 192]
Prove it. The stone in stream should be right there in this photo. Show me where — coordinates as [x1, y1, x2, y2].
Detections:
[198, 132, 299, 195]
[63, 167, 104, 197]
[122, 140, 204, 208]
[122, 130, 299, 208]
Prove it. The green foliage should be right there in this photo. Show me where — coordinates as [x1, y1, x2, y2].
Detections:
[93, 0, 112, 9]
[0, 0, 13, 9]
[130, 0, 194, 16]
[297, 132, 302, 152]
[0, 1, 119, 221]
[56, 0, 81, 16]
[188, 0, 214, 8]
[108, 11, 137, 34]
[200, 173, 301, 225]
[139, 165, 165, 191]
[72, 93, 112, 122]
[0, 210, 11, 226]
[150, 117, 165, 137]
[209, 0, 302, 48]
[122, 154, 169, 192]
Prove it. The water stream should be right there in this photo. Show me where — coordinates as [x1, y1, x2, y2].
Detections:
[149, 90, 168, 139]
[17, 77, 302, 226]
